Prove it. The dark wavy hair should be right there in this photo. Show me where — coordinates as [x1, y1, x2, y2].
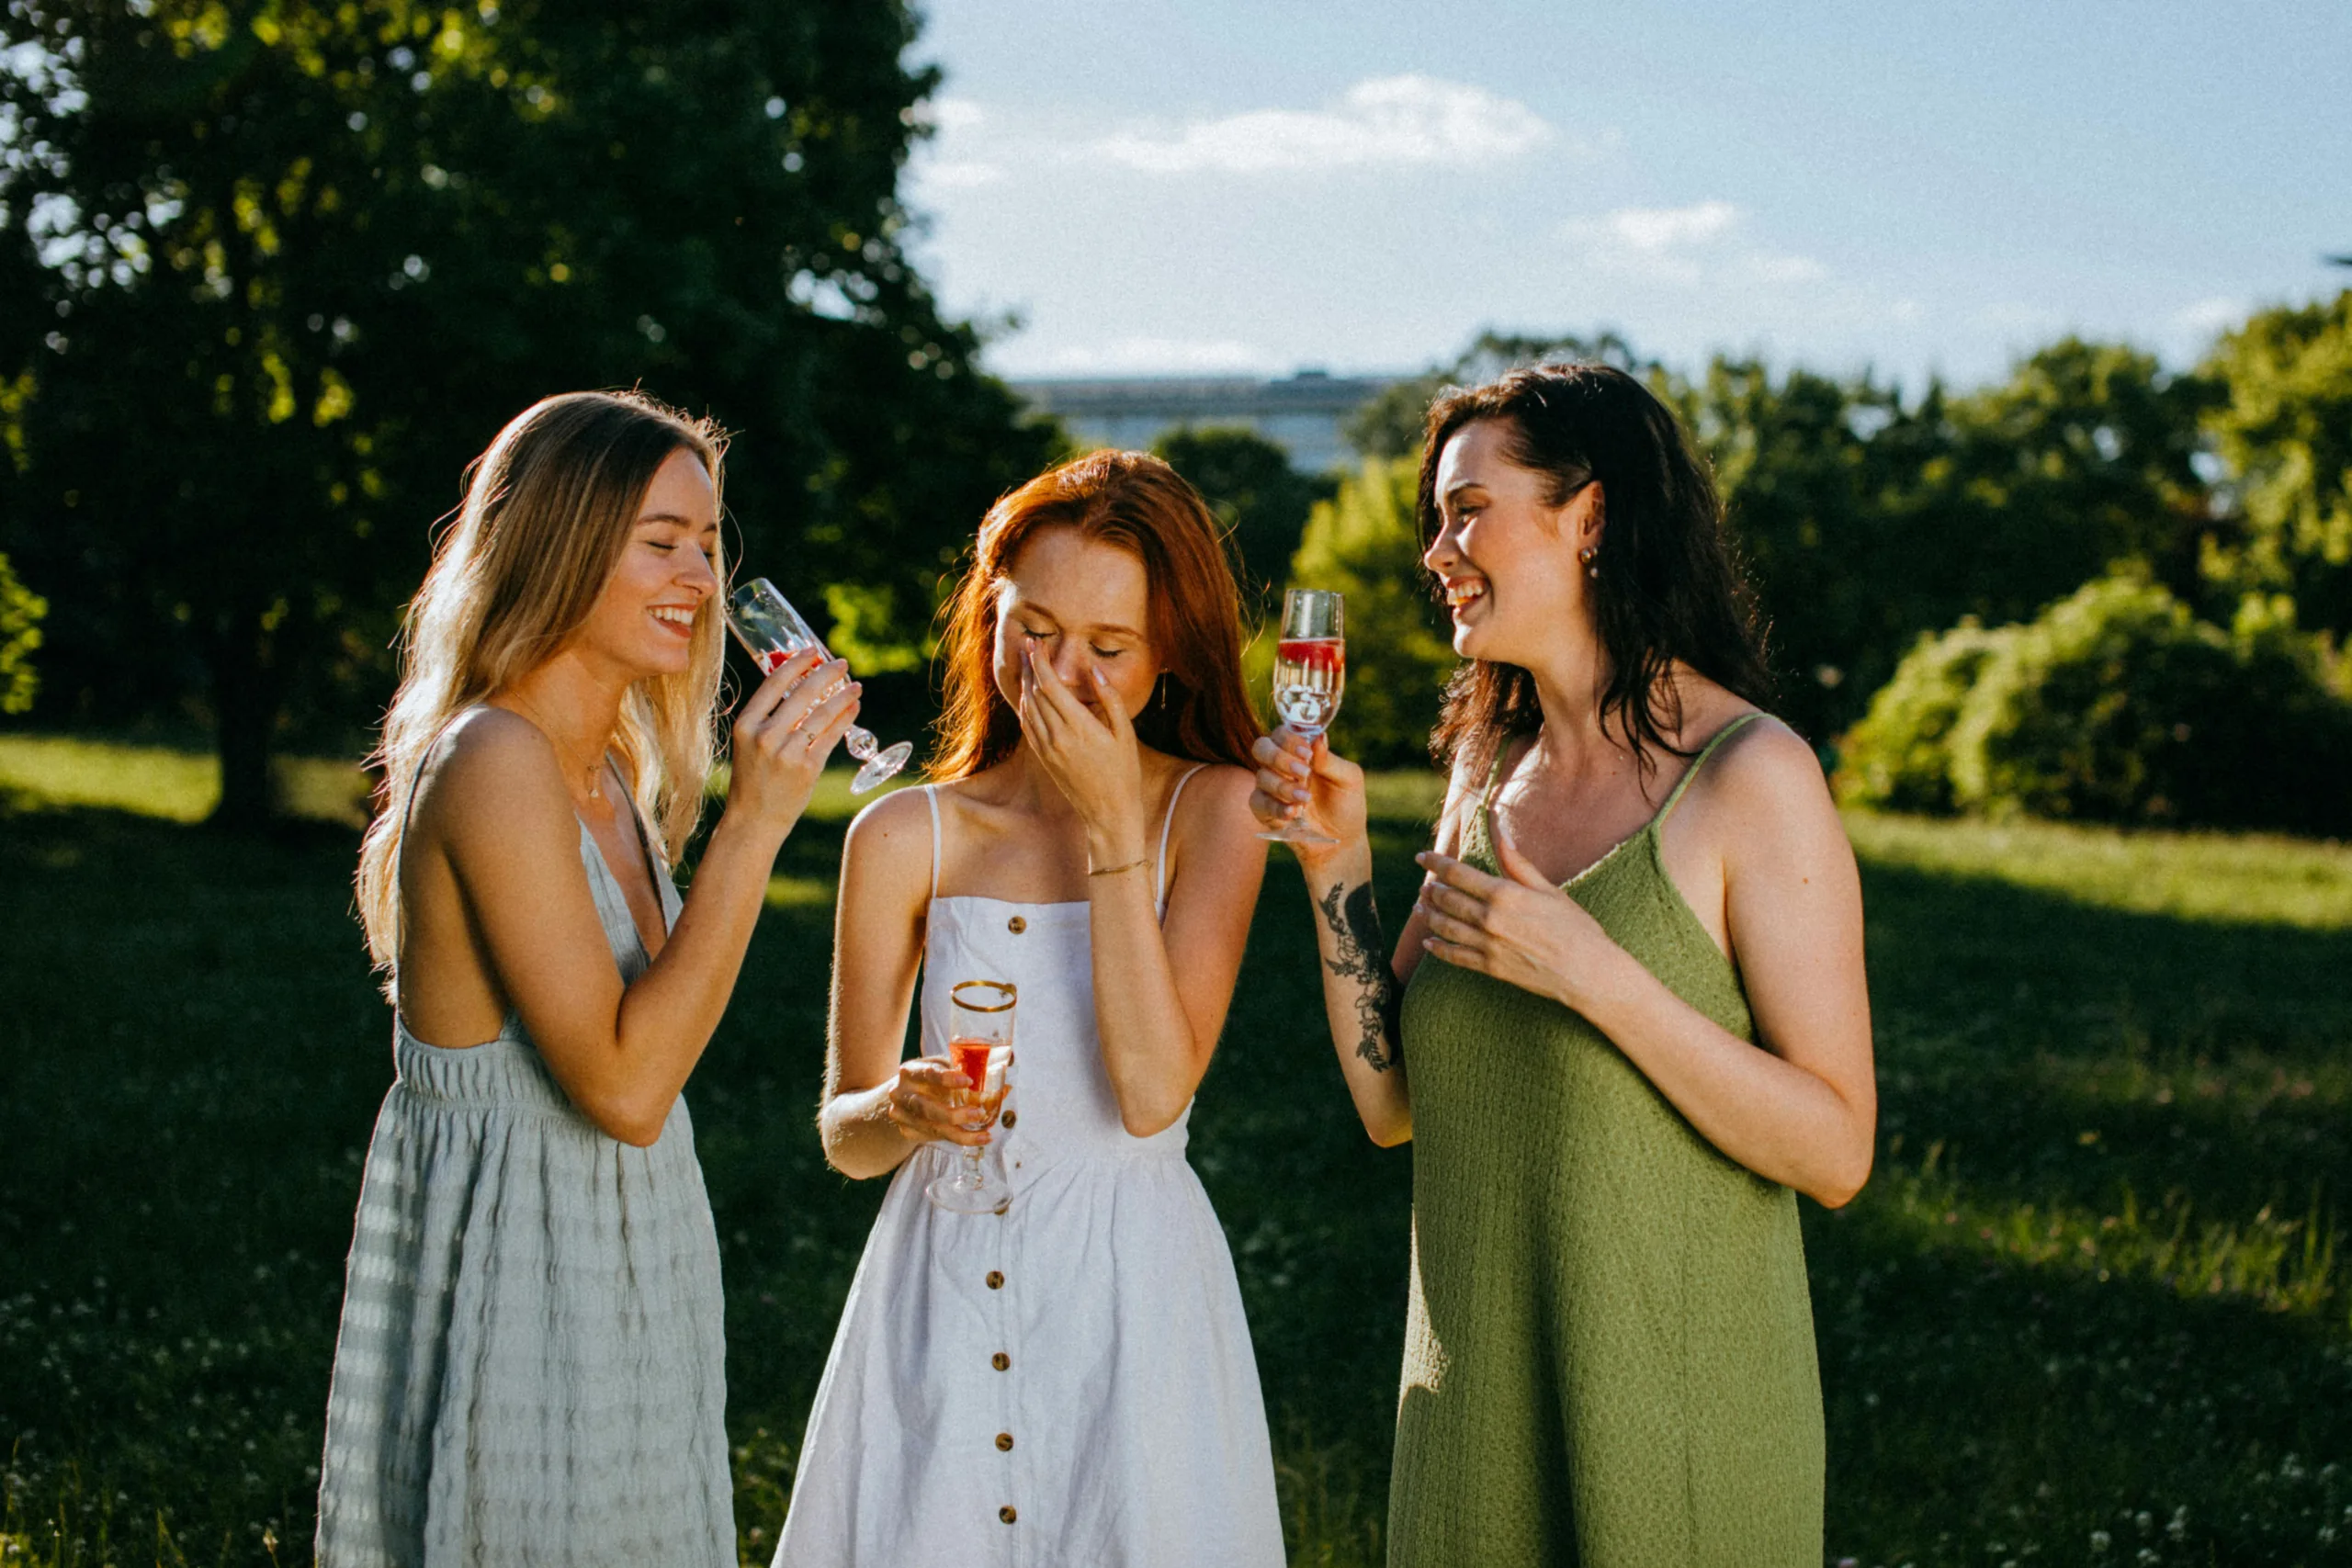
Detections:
[930, 449, 1263, 780]
[1422, 363, 1773, 784]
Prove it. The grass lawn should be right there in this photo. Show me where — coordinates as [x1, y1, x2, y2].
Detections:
[2, 734, 2347, 1566]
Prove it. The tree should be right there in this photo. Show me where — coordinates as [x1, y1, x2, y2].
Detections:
[1690, 342, 2218, 744]
[1286, 457, 1455, 766]
[0, 0, 1054, 825]
[1683, 359, 1928, 742]
[0, 552, 43, 713]
[2201, 290, 2352, 634]
[1151, 424, 1333, 617]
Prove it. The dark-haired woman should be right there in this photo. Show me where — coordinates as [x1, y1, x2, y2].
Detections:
[1251, 365, 1874, 1566]
[774, 451, 1284, 1566]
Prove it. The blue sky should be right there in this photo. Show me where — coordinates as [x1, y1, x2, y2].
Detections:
[902, 1, 2351, 389]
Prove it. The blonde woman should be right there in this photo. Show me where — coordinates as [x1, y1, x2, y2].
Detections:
[316, 391, 860, 1567]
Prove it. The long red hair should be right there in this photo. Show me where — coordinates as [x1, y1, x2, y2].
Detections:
[931, 450, 1263, 780]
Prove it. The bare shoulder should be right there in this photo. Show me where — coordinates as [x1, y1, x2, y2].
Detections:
[413, 706, 571, 834]
[844, 781, 934, 871]
[1175, 761, 1257, 826]
[1171, 763, 1267, 866]
[836, 784, 937, 932]
[1680, 713, 1846, 866]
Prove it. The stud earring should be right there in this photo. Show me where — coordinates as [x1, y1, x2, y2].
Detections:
[1578, 545, 1600, 580]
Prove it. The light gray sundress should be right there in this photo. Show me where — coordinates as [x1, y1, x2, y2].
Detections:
[314, 784, 731, 1568]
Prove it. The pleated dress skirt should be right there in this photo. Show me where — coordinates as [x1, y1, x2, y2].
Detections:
[314, 826, 732, 1567]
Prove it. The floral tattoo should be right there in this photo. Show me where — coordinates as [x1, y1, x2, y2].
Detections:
[1316, 880, 1402, 1072]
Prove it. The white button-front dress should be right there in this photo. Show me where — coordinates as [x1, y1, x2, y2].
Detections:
[774, 775, 1285, 1568]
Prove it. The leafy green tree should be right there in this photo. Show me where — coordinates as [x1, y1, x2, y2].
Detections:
[0, 552, 44, 713]
[1286, 457, 1454, 766]
[1942, 337, 2219, 604]
[1693, 342, 2216, 744]
[1151, 424, 1333, 616]
[0, 0, 1052, 825]
[2201, 290, 2352, 633]
[1684, 360, 1932, 741]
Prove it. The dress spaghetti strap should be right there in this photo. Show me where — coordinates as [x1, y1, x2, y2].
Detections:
[922, 784, 942, 902]
[1654, 711, 1764, 829]
[1155, 765, 1207, 909]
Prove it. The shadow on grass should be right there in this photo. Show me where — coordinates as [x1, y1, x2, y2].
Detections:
[1862, 860, 2351, 1223]
[3, 800, 2347, 1566]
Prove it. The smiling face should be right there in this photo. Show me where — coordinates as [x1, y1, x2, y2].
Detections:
[569, 446, 722, 681]
[1423, 417, 1601, 667]
[990, 525, 1163, 724]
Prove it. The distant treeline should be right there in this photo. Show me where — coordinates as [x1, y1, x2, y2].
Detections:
[1237, 310, 2352, 834]
[3, 8, 2346, 834]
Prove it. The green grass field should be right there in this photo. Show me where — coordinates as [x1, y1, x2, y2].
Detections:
[2, 735, 2347, 1566]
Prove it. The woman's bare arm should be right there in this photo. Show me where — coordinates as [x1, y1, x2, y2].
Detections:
[421, 652, 856, 1145]
[1249, 731, 1444, 1146]
[818, 786, 942, 1179]
[1085, 766, 1270, 1136]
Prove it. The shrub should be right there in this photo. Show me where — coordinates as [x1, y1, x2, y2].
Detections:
[0, 553, 45, 715]
[1283, 457, 1458, 767]
[1835, 619, 2015, 813]
[1842, 573, 2352, 834]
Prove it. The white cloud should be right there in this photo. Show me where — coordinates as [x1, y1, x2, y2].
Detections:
[1563, 201, 1824, 288]
[1602, 200, 1739, 253]
[1091, 75, 1554, 175]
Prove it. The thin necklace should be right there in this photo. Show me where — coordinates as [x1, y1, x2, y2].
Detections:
[510, 694, 606, 805]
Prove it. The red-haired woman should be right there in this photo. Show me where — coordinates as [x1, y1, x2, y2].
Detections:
[772, 451, 1284, 1566]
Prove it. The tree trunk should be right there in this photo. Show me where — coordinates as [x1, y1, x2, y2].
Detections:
[207, 614, 281, 832]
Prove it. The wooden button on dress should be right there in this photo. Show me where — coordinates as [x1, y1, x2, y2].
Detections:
[995, 1432, 1014, 1451]
[1007, 915, 1026, 934]
[991, 1352, 1010, 1371]
[985, 1270, 1003, 1290]
[1001, 1110, 1017, 1129]
[999, 1506, 1017, 1525]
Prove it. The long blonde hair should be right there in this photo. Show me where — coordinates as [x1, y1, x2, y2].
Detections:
[356, 390, 729, 977]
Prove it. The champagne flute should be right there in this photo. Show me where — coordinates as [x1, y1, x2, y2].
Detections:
[725, 577, 914, 795]
[1261, 588, 1345, 845]
[927, 979, 1016, 1214]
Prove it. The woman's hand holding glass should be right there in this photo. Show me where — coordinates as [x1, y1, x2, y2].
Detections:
[1249, 728, 1369, 862]
[883, 1056, 1000, 1149]
[725, 644, 862, 838]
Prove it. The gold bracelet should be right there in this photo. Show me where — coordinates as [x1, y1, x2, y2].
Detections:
[1088, 856, 1148, 878]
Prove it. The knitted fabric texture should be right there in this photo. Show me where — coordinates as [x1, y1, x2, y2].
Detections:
[1389, 715, 1824, 1566]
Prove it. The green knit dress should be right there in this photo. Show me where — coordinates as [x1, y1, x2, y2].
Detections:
[1388, 714, 1824, 1567]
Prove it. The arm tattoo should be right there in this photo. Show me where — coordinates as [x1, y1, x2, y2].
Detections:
[1316, 880, 1403, 1073]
